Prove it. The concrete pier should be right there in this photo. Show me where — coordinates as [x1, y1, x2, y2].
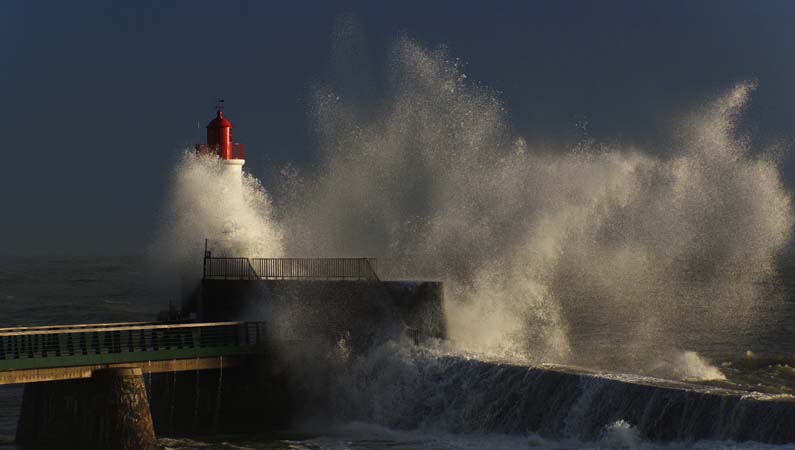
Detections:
[16, 367, 158, 450]
[193, 280, 446, 347]
[150, 362, 290, 435]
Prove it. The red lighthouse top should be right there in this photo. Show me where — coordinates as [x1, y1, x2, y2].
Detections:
[195, 100, 245, 160]
[207, 109, 232, 129]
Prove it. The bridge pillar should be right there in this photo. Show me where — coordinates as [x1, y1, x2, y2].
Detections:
[16, 367, 158, 450]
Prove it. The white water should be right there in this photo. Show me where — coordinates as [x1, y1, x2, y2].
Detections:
[151, 153, 284, 278]
[600, 420, 642, 449]
[275, 35, 792, 380]
[672, 351, 727, 381]
[153, 26, 792, 402]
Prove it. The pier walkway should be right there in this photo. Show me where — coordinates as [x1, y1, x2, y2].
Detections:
[0, 321, 266, 384]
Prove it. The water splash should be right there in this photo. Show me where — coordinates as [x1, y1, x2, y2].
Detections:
[279, 36, 793, 377]
[151, 152, 284, 279]
[673, 351, 726, 381]
[600, 420, 641, 449]
[148, 27, 793, 384]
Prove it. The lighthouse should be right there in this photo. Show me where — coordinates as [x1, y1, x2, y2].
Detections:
[195, 100, 245, 184]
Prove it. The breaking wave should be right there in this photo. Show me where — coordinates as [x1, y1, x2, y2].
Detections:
[152, 26, 792, 384]
[277, 35, 793, 378]
[148, 23, 795, 448]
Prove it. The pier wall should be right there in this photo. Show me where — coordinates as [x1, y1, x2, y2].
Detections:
[333, 356, 795, 444]
[149, 362, 290, 435]
[153, 278, 445, 434]
[194, 279, 446, 346]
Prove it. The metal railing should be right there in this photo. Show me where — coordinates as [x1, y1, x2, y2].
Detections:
[251, 257, 379, 280]
[230, 143, 245, 159]
[0, 321, 266, 371]
[194, 143, 245, 160]
[203, 257, 379, 281]
[203, 257, 258, 280]
[0, 321, 159, 333]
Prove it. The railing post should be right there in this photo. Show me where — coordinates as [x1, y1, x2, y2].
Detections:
[79, 333, 87, 355]
[54, 334, 62, 357]
[66, 333, 75, 356]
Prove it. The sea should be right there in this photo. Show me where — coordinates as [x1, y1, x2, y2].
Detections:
[1, 256, 795, 450]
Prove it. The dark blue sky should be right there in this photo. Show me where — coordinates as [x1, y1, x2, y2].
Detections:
[2, 0, 794, 255]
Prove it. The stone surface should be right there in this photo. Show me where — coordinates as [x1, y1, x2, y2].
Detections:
[16, 367, 158, 450]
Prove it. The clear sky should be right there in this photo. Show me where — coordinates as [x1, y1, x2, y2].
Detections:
[2, 0, 794, 255]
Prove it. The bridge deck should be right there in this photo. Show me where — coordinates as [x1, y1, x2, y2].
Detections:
[0, 321, 266, 384]
[0, 355, 251, 384]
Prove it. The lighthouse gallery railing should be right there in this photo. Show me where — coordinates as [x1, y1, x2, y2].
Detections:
[203, 257, 379, 281]
[195, 143, 245, 160]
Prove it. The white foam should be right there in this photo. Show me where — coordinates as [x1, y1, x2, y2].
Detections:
[150, 152, 284, 280]
[277, 35, 793, 375]
[600, 420, 642, 449]
[673, 351, 726, 381]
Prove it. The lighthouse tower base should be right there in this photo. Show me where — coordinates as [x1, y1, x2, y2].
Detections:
[221, 159, 245, 201]
[223, 159, 245, 181]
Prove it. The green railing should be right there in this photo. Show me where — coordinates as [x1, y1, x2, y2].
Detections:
[0, 321, 266, 372]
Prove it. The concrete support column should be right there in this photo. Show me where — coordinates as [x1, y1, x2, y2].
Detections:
[16, 367, 158, 450]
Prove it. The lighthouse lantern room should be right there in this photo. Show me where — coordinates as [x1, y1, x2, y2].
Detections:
[196, 99, 245, 165]
[195, 99, 246, 188]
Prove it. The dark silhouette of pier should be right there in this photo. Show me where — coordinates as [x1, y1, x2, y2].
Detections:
[0, 321, 265, 384]
[3, 255, 445, 450]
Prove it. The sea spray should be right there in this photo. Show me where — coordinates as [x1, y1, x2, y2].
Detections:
[278, 36, 793, 378]
[600, 420, 641, 449]
[150, 152, 283, 282]
[673, 351, 726, 381]
[141, 31, 795, 445]
[150, 32, 793, 382]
